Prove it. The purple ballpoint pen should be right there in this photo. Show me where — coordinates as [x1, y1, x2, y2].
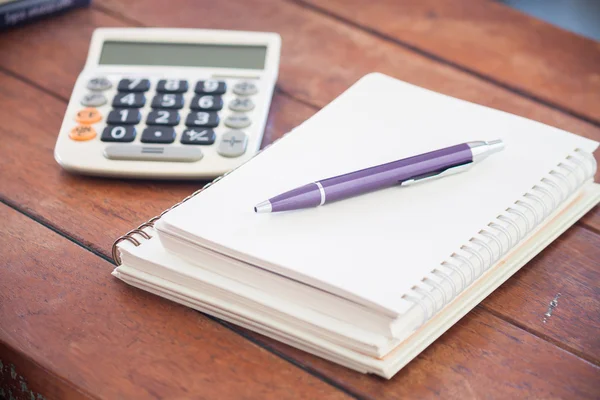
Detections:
[254, 140, 504, 213]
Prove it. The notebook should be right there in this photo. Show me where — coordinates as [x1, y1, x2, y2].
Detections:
[112, 73, 600, 378]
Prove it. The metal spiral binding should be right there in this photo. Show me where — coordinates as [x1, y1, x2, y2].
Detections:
[111, 131, 294, 265]
[401, 148, 595, 323]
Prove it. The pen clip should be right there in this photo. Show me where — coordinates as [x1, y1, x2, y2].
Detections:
[401, 162, 473, 187]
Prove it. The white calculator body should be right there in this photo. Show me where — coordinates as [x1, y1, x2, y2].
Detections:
[54, 28, 281, 179]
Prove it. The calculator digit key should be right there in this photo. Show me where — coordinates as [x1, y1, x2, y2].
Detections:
[190, 95, 223, 111]
[156, 79, 188, 93]
[86, 76, 112, 91]
[228, 97, 255, 112]
[101, 125, 136, 142]
[107, 109, 141, 125]
[232, 81, 258, 96]
[75, 107, 102, 124]
[69, 125, 97, 141]
[185, 112, 220, 128]
[181, 128, 216, 145]
[81, 92, 107, 107]
[112, 93, 146, 108]
[224, 114, 251, 129]
[146, 110, 180, 126]
[195, 80, 226, 95]
[151, 94, 184, 109]
[141, 127, 176, 143]
[118, 78, 151, 92]
[218, 130, 248, 157]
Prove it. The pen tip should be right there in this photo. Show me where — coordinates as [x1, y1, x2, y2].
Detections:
[254, 200, 272, 213]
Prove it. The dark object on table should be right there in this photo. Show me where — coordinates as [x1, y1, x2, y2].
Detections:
[0, 0, 91, 30]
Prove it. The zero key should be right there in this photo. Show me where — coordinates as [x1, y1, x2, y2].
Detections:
[75, 107, 102, 124]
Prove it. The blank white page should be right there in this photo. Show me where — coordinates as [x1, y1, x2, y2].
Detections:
[158, 73, 597, 315]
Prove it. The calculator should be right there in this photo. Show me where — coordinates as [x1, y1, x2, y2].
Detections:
[54, 28, 281, 179]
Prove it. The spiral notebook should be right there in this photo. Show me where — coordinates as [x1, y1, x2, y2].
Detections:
[112, 73, 600, 378]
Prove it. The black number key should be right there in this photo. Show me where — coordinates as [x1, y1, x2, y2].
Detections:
[112, 93, 145, 108]
[146, 110, 180, 126]
[181, 128, 216, 145]
[156, 79, 188, 93]
[118, 78, 150, 92]
[107, 109, 141, 125]
[195, 80, 226, 95]
[141, 127, 176, 144]
[190, 95, 223, 111]
[151, 94, 184, 109]
[101, 125, 136, 142]
[185, 111, 220, 128]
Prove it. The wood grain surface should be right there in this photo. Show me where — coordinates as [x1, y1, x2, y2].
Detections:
[300, 0, 600, 124]
[0, 204, 349, 400]
[1, 0, 599, 398]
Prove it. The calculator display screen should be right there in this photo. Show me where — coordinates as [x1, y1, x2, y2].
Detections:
[99, 41, 268, 69]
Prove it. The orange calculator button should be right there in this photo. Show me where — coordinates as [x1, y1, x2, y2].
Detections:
[69, 125, 97, 141]
[75, 107, 102, 124]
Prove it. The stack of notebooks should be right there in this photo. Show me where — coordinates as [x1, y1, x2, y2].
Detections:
[112, 73, 599, 379]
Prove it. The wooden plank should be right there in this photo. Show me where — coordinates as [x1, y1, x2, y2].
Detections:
[241, 308, 600, 399]
[481, 225, 600, 362]
[0, 204, 350, 400]
[299, 0, 600, 124]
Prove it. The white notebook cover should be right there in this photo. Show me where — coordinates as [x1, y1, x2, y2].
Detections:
[156, 73, 598, 316]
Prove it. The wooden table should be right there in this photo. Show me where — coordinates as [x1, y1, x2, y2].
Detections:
[1, 1, 599, 398]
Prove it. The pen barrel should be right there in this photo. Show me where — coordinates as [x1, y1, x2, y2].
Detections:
[320, 143, 473, 203]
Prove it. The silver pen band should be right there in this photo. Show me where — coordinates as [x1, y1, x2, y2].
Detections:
[315, 182, 326, 206]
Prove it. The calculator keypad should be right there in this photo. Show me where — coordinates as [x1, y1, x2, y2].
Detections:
[107, 109, 142, 125]
[113, 93, 146, 108]
[151, 94, 184, 109]
[195, 80, 226, 95]
[101, 125, 136, 142]
[118, 78, 151, 92]
[81, 92, 107, 107]
[146, 110, 180, 126]
[79, 76, 260, 160]
[141, 127, 176, 143]
[181, 128, 216, 145]
[190, 95, 223, 111]
[185, 111, 220, 128]
[156, 79, 188, 93]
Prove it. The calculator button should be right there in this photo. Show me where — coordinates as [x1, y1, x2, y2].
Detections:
[104, 145, 203, 162]
[146, 110, 180, 126]
[86, 77, 112, 91]
[229, 97, 255, 112]
[112, 93, 146, 108]
[81, 92, 107, 107]
[118, 78, 151, 92]
[69, 125, 96, 141]
[218, 130, 248, 157]
[185, 112, 220, 128]
[190, 95, 223, 111]
[156, 79, 188, 93]
[151, 94, 184, 109]
[141, 127, 176, 144]
[195, 80, 226, 95]
[233, 81, 258, 96]
[101, 125, 136, 142]
[224, 114, 251, 129]
[107, 109, 141, 125]
[181, 128, 216, 145]
[75, 107, 102, 124]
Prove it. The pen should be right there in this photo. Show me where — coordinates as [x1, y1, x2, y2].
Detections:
[254, 140, 504, 213]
